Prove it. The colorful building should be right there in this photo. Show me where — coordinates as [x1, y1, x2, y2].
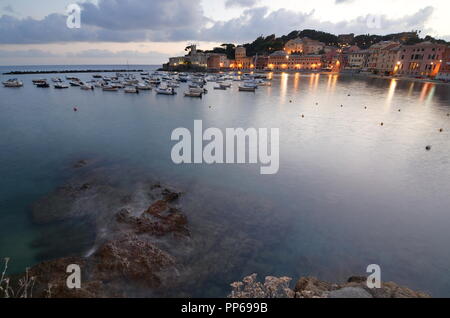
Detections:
[284, 37, 325, 55]
[268, 51, 322, 70]
[396, 42, 448, 78]
[346, 50, 370, 70]
[366, 41, 401, 73]
[436, 47, 450, 81]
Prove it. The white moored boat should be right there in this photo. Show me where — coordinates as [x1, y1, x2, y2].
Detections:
[156, 86, 176, 95]
[184, 87, 203, 98]
[124, 86, 139, 94]
[80, 84, 94, 90]
[238, 85, 256, 92]
[54, 83, 69, 89]
[102, 86, 118, 91]
[3, 79, 23, 87]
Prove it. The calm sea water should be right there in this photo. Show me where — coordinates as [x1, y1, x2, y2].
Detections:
[1, 65, 450, 297]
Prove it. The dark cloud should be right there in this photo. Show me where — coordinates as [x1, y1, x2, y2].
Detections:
[81, 0, 205, 31]
[335, 0, 354, 4]
[225, 0, 260, 8]
[201, 6, 435, 42]
[0, 1, 437, 44]
[2, 5, 15, 13]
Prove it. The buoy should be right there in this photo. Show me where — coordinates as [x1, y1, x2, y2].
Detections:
[301, 114, 305, 118]
[73, 107, 78, 112]
[380, 122, 384, 126]
[398, 109, 401, 112]
[364, 106, 367, 109]
[426, 145, 432, 151]
[289, 100, 292, 103]
[439, 128, 443, 133]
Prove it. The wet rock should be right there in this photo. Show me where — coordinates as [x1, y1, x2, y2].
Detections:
[145, 200, 169, 215]
[328, 287, 372, 298]
[294, 277, 334, 298]
[91, 235, 175, 288]
[347, 276, 367, 284]
[73, 160, 88, 169]
[162, 189, 180, 202]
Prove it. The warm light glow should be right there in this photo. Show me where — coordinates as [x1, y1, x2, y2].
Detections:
[238, 64, 243, 68]
[281, 64, 288, 69]
[268, 64, 274, 69]
[250, 64, 254, 68]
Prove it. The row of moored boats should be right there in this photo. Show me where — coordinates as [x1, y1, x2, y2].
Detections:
[2, 71, 272, 96]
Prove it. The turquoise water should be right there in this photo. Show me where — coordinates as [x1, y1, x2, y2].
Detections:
[1, 66, 450, 296]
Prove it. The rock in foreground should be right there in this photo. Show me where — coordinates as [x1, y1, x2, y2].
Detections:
[229, 274, 430, 298]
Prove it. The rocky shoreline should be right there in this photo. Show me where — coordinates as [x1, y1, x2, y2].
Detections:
[4, 159, 431, 298]
[229, 274, 430, 298]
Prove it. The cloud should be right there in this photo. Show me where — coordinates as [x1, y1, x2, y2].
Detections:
[225, 0, 260, 8]
[0, 0, 206, 44]
[335, 0, 354, 4]
[2, 5, 15, 13]
[0, 1, 437, 45]
[201, 6, 435, 42]
[0, 49, 58, 58]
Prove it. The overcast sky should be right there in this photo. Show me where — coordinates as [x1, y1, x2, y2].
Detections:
[0, 0, 449, 65]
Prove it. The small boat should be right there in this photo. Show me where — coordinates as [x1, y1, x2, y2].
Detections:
[70, 81, 82, 87]
[51, 77, 62, 83]
[32, 79, 47, 85]
[93, 74, 103, 78]
[136, 83, 152, 90]
[184, 87, 203, 98]
[156, 86, 176, 95]
[2, 79, 23, 87]
[238, 85, 256, 92]
[37, 82, 50, 88]
[102, 86, 118, 91]
[54, 83, 69, 89]
[80, 84, 94, 90]
[214, 85, 227, 90]
[140, 72, 149, 76]
[66, 76, 80, 81]
[124, 86, 139, 94]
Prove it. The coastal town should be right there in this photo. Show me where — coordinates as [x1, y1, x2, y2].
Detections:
[164, 31, 450, 82]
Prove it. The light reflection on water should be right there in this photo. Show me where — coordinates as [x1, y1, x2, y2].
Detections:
[0, 68, 450, 296]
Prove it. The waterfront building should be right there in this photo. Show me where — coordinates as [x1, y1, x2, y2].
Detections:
[346, 50, 370, 70]
[231, 46, 254, 69]
[268, 51, 322, 70]
[207, 54, 230, 69]
[169, 56, 189, 67]
[255, 56, 269, 70]
[366, 41, 401, 73]
[396, 42, 448, 78]
[167, 44, 208, 69]
[436, 47, 450, 81]
[375, 45, 401, 75]
[284, 37, 325, 55]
